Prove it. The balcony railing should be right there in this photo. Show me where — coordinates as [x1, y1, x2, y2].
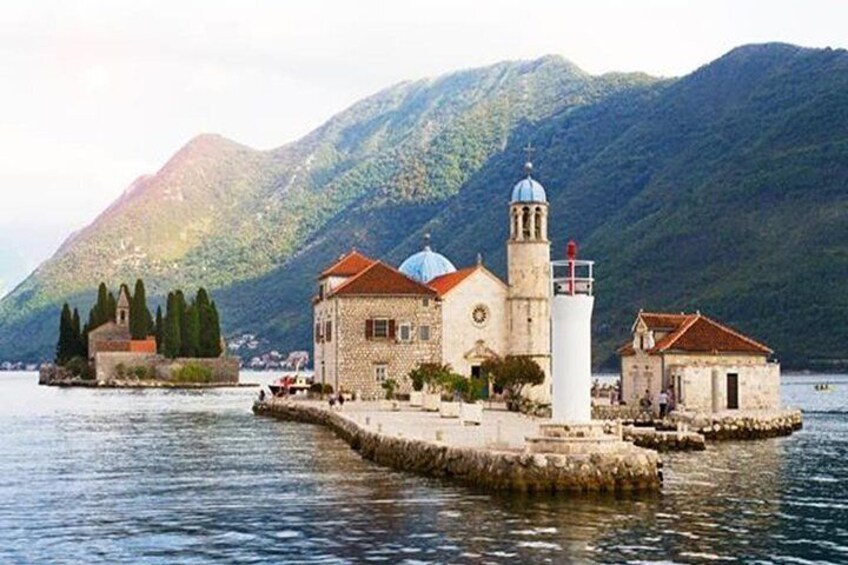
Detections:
[551, 259, 594, 296]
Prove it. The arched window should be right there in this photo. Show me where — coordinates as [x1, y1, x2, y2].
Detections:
[522, 207, 531, 239]
[534, 207, 542, 240]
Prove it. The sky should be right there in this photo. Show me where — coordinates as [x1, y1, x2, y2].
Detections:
[1, 0, 846, 296]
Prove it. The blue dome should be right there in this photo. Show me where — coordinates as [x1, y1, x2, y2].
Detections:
[511, 176, 547, 203]
[399, 246, 456, 283]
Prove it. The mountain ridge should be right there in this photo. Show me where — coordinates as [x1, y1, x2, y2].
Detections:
[2, 43, 847, 369]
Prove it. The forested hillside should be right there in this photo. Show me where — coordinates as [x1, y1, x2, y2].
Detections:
[2, 43, 847, 369]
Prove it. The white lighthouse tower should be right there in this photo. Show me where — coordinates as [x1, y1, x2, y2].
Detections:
[550, 240, 595, 423]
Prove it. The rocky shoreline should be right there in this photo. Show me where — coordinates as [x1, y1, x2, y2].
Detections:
[253, 400, 662, 494]
[671, 409, 803, 440]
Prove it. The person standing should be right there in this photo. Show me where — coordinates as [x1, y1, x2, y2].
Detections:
[658, 389, 669, 419]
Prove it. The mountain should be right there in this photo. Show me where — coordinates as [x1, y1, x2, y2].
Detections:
[2, 43, 847, 370]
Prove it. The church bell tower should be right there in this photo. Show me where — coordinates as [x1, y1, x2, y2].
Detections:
[507, 148, 552, 387]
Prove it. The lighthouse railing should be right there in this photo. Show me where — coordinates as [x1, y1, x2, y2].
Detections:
[551, 259, 594, 296]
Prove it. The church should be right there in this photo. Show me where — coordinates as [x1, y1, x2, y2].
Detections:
[313, 159, 553, 400]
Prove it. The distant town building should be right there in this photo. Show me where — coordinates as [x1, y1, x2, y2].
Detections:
[618, 311, 780, 412]
[313, 158, 552, 399]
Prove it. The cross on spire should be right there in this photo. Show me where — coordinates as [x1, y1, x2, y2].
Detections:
[523, 142, 535, 162]
[523, 142, 535, 176]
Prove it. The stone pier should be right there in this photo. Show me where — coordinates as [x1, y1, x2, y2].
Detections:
[253, 399, 662, 494]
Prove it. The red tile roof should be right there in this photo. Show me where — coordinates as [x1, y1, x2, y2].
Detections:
[320, 250, 375, 278]
[619, 311, 772, 356]
[428, 266, 477, 296]
[331, 261, 437, 297]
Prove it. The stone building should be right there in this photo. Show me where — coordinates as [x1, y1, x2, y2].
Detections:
[618, 311, 780, 412]
[87, 286, 157, 361]
[313, 159, 553, 399]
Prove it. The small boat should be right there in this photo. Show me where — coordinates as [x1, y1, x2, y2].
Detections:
[269, 373, 314, 396]
[814, 383, 833, 392]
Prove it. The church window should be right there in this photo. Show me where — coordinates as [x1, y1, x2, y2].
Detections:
[399, 323, 412, 342]
[314, 322, 323, 342]
[324, 320, 332, 343]
[471, 304, 489, 326]
[419, 325, 430, 341]
[373, 318, 389, 339]
[374, 364, 388, 383]
[422, 298, 430, 307]
[534, 208, 542, 240]
[521, 207, 531, 239]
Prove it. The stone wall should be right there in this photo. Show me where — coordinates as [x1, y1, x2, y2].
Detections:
[253, 400, 661, 494]
[671, 409, 802, 440]
[673, 361, 780, 412]
[325, 296, 443, 399]
[94, 352, 239, 383]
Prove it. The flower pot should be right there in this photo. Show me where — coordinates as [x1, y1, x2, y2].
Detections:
[460, 401, 483, 425]
[422, 392, 441, 412]
[439, 401, 460, 419]
[409, 390, 424, 407]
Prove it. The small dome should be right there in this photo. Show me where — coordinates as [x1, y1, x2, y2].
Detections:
[399, 245, 456, 284]
[511, 175, 547, 204]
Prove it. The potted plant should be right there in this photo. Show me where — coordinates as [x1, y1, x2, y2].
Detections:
[410, 363, 454, 412]
[380, 378, 400, 411]
[439, 374, 463, 419]
[458, 378, 484, 425]
[481, 355, 545, 413]
[408, 365, 426, 407]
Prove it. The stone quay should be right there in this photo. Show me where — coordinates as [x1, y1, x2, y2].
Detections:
[253, 398, 662, 494]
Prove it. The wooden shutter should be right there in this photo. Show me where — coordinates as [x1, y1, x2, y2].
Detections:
[388, 319, 396, 340]
[314, 323, 320, 342]
[325, 321, 332, 343]
[365, 319, 373, 340]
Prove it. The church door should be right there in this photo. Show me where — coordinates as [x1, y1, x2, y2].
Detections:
[471, 365, 489, 400]
[726, 373, 739, 409]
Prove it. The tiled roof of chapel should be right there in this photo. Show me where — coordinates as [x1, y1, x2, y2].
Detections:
[331, 261, 437, 297]
[320, 250, 376, 278]
[619, 311, 772, 356]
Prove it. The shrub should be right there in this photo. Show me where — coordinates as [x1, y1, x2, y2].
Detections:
[309, 382, 324, 394]
[171, 363, 214, 383]
[66, 356, 95, 380]
[115, 363, 127, 379]
[451, 375, 484, 403]
[481, 356, 545, 411]
[322, 383, 334, 394]
[381, 378, 398, 400]
[131, 366, 150, 380]
[407, 363, 455, 393]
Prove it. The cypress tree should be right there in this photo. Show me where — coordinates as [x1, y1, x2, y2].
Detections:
[106, 291, 117, 322]
[209, 301, 222, 357]
[81, 322, 89, 359]
[71, 308, 83, 358]
[185, 302, 200, 358]
[196, 288, 213, 357]
[163, 292, 181, 359]
[55, 303, 73, 365]
[154, 306, 164, 353]
[130, 279, 151, 340]
[175, 290, 191, 358]
[89, 282, 110, 329]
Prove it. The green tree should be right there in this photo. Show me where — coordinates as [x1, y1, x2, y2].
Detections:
[130, 279, 152, 340]
[196, 288, 222, 358]
[162, 292, 181, 359]
[175, 290, 191, 357]
[480, 355, 545, 411]
[185, 302, 200, 358]
[106, 291, 117, 322]
[407, 362, 454, 392]
[154, 306, 164, 353]
[88, 282, 110, 330]
[71, 308, 84, 358]
[55, 303, 74, 365]
[208, 301, 222, 357]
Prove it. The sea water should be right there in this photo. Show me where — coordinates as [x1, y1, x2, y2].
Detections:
[0, 372, 846, 563]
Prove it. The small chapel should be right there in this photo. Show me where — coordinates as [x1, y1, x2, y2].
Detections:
[313, 159, 553, 399]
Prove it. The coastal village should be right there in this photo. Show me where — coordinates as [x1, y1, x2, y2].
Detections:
[254, 155, 803, 493]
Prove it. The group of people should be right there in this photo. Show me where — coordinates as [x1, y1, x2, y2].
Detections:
[328, 392, 346, 410]
[639, 387, 675, 418]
